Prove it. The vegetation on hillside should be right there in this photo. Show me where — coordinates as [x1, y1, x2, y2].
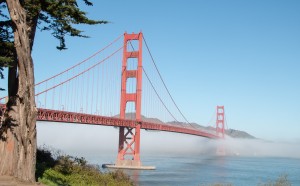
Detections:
[36, 148, 133, 186]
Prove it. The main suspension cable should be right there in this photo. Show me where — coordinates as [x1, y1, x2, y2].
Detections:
[128, 40, 180, 124]
[142, 35, 194, 127]
[35, 34, 123, 86]
[142, 67, 179, 123]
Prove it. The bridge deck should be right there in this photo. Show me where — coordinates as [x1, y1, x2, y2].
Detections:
[0, 104, 219, 139]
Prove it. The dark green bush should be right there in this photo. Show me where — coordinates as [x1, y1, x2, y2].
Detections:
[36, 148, 133, 186]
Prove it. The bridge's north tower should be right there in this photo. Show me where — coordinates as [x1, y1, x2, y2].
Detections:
[216, 105, 225, 138]
[117, 32, 143, 167]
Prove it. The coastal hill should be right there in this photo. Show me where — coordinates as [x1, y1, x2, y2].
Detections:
[225, 128, 255, 139]
[115, 113, 255, 139]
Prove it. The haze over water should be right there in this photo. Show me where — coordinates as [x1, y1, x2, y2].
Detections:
[106, 154, 300, 185]
[37, 123, 300, 185]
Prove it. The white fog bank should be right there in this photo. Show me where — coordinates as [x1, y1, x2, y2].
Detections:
[37, 122, 300, 159]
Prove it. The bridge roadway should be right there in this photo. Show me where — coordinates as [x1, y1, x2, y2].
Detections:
[0, 104, 219, 139]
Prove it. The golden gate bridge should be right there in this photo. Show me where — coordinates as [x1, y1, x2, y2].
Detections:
[0, 32, 225, 169]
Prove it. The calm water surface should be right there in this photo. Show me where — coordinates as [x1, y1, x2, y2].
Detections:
[96, 154, 300, 186]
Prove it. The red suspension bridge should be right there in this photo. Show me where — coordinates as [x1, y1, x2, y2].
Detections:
[0, 32, 226, 169]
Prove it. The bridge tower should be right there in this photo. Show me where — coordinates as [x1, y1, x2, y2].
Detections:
[117, 32, 143, 167]
[216, 106, 225, 138]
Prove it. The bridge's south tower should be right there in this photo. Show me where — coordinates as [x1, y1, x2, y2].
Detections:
[117, 32, 143, 167]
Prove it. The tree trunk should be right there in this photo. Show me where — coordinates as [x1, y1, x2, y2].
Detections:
[0, 0, 37, 182]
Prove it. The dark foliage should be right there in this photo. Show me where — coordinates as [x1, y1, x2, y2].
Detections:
[36, 148, 133, 185]
[35, 148, 56, 179]
[0, 0, 107, 89]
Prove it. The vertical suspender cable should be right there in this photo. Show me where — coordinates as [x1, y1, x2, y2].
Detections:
[142, 35, 195, 128]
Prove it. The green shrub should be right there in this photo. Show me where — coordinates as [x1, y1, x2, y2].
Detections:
[259, 175, 291, 186]
[36, 148, 133, 186]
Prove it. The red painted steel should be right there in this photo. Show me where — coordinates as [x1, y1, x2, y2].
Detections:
[0, 104, 219, 138]
[117, 32, 143, 166]
[216, 106, 225, 138]
[0, 33, 226, 166]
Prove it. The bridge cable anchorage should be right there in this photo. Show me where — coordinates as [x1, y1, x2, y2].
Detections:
[127, 40, 185, 127]
[142, 35, 196, 129]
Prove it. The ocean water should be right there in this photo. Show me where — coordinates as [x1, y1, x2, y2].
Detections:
[98, 154, 300, 186]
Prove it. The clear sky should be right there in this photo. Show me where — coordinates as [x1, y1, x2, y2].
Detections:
[1, 0, 300, 141]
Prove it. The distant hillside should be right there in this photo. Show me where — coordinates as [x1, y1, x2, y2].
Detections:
[225, 129, 255, 139]
[113, 113, 164, 124]
[114, 113, 255, 139]
[167, 121, 255, 139]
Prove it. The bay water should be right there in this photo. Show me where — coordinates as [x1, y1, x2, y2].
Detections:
[95, 154, 300, 186]
[36, 123, 300, 185]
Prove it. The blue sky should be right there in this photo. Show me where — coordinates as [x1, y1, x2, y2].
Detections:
[1, 0, 300, 140]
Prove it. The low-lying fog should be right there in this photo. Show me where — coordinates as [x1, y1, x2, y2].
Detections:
[37, 122, 300, 160]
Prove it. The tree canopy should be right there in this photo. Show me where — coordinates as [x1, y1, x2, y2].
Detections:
[0, 0, 107, 89]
